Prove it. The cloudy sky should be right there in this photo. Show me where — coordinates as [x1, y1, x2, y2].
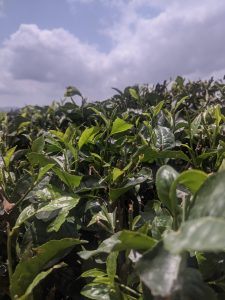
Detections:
[0, 0, 225, 107]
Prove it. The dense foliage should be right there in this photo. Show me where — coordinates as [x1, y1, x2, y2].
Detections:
[1, 77, 225, 299]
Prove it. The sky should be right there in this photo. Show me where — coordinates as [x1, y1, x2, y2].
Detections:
[0, 0, 225, 107]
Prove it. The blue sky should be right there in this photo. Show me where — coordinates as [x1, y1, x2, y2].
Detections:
[0, 0, 225, 106]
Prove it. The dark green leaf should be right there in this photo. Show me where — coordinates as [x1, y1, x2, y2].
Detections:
[189, 170, 225, 219]
[136, 243, 182, 297]
[53, 167, 82, 189]
[155, 126, 175, 150]
[156, 165, 178, 213]
[109, 176, 147, 201]
[11, 238, 86, 298]
[27, 152, 56, 167]
[64, 86, 82, 97]
[31, 136, 45, 153]
[172, 268, 216, 300]
[79, 230, 157, 260]
[36, 195, 80, 232]
[18, 263, 66, 300]
[164, 217, 225, 253]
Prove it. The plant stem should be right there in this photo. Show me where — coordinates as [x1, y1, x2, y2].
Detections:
[6, 223, 13, 281]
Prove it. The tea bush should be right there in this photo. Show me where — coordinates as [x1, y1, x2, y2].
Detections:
[1, 77, 225, 299]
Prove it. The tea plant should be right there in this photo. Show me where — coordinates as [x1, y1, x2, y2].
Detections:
[0, 77, 225, 299]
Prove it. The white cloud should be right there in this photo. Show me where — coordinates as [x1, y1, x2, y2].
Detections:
[1, 0, 225, 106]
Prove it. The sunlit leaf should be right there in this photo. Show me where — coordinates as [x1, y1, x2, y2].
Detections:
[3, 146, 17, 169]
[110, 117, 133, 136]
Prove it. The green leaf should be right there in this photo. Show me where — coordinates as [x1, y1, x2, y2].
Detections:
[153, 100, 164, 117]
[36, 163, 55, 182]
[18, 263, 66, 300]
[109, 176, 147, 201]
[79, 230, 157, 260]
[156, 165, 178, 213]
[31, 136, 45, 153]
[106, 251, 118, 285]
[188, 170, 225, 219]
[191, 114, 202, 138]
[13, 205, 36, 233]
[172, 268, 216, 300]
[155, 126, 175, 150]
[164, 217, 225, 253]
[110, 117, 133, 136]
[53, 167, 82, 189]
[3, 146, 17, 169]
[174, 96, 188, 112]
[88, 107, 109, 126]
[169, 169, 208, 203]
[81, 269, 107, 278]
[81, 283, 112, 300]
[50, 130, 64, 142]
[37, 195, 80, 232]
[63, 126, 75, 144]
[138, 147, 189, 163]
[129, 88, 139, 100]
[135, 243, 182, 297]
[78, 127, 96, 150]
[27, 152, 56, 167]
[112, 168, 124, 182]
[10, 238, 86, 298]
[64, 86, 82, 97]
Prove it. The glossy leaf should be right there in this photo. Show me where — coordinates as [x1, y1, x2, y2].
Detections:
[164, 217, 225, 253]
[191, 114, 202, 137]
[81, 269, 107, 278]
[155, 126, 175, 150]
[110, 117, 133, 136]
[188, 170, 225, 219]
[156, 165, 178, 212]
[136, 243, 182, 297]
[13, 205, 36, 233]
[10, 238, 86, 298]
[169, 169, 208, 202]
[81, 283, 112, 300]
[53, 167, 82, 189]
[36, 195, 80, 232]
[78, 127, 96, 150]
[79, 230, 157, 260]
